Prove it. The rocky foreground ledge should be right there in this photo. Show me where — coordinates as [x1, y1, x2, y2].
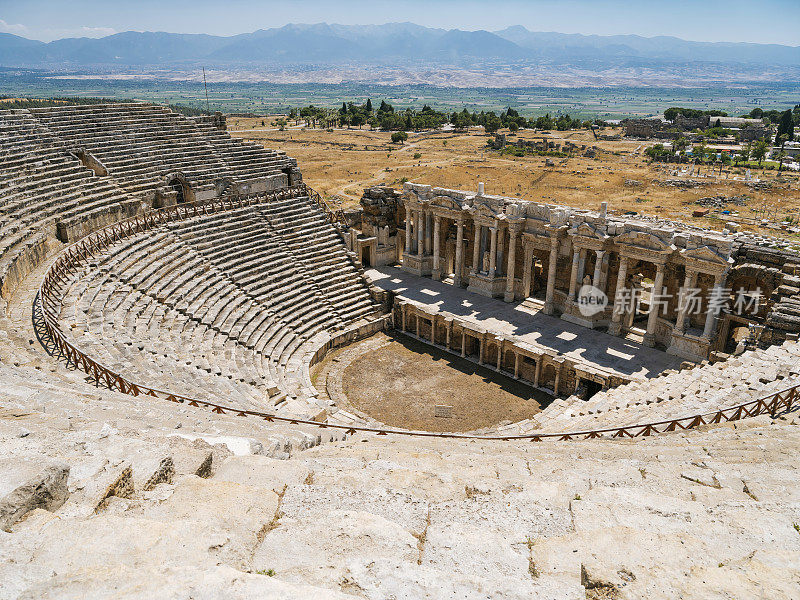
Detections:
[1, 356, 799, 599]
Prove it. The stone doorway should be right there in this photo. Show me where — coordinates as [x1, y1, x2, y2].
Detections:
[167, 177, 190, 204]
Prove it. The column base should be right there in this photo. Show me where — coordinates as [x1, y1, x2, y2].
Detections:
[543, 301, 555, 315]
[666, 330, 711, 361]
[608, 321, 622, 336]
[431, 268, 442, 281]
[642, 332, 656, 347]
[503, 290, 515, 303]
[453, 275, 462, 287]
[401, 253, 433, 277]
[467, 273, 507, 298]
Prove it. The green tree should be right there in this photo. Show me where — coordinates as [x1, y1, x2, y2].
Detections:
[365, 98, 373, 113]
[673, 136, 688, 153]
[751, 140, 768, 166]
[484, 112, 502, 135]
[508, 121, 519, 133]
[776, 109, 795, 144]
[777, 148, 787, 172]
[391, 131, 408, 144]
[693, 143, 707, 163]
[739, 143, 752, 166]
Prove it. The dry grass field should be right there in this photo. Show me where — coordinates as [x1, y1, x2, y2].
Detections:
[230, 117, 800, 238]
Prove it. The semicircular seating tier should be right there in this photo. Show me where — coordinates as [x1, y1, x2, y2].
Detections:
[52, 194, 384, 417]
[491, 340, 800, 437]
[0, 104, 299, 308]
[28, 103, 299, 200]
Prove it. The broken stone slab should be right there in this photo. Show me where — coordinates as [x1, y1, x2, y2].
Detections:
[133, 456, 175, 492]
[212, 454, 311, 490]
[0, 463, 70, 531]
[170, 433, 265, 457]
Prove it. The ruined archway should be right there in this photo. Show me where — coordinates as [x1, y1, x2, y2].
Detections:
[165, 173, 193, 204]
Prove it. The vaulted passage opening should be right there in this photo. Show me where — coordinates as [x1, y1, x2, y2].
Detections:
[168, 177, 188, 204]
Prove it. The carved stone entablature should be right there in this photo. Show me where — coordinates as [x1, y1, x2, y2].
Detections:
[468, 198, 507, 226]
[614, 230, 676, 264]
[522, 231, 554, 251]
[569, 221, 610, 251]
[680, 245, 733, 275]
[429, 194, 466, 219]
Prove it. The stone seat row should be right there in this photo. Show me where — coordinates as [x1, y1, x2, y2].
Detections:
[54, 200, 380, 417]
[522, 340, 800, 434]
[28, 105, 296, 198]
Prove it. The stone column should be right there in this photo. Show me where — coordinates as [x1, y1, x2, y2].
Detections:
[404, 210, 412, 256]
[416, 210, 424, 258]
[553, 367, 561, 396]
[643, 262, 666, 347]
[514, 353, 520, 378]
[534, 358, 542, 387]
[446, 320, 451, 349]
[471, 224, 481, 275]
[478, 335, 485, 364]
[461, 331, 466, 357]
[598, 252, 611, 292]
[488, 226, 498, 278]
[568, 248, 581, 300]
[432, 215, 441, 278]
[544, 236, 559, 315]
[608, 256, 629, 336]
[577, 248, 587, 287]
[496, 341, 503, 370]
[425, 212, 432, 255]
[415, 313, 420, 337]
[504, 227, 519, 302]
[401, 306, 406, 332]
[703, 271, 726, 339]
[522, 243, 534, 298]
[592, 250, 605, 288]
[454, 220, 465, 286]
[674, 269, 698, 333]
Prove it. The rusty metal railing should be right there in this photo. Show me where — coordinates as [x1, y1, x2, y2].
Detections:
[306, 185, 348, 229]
[36, 186, 799, 441]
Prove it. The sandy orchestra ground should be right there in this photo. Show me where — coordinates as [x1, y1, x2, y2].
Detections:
[337, 332, 545, 432]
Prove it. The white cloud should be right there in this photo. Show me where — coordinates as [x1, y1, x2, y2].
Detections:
[76, 26, 117, 38]
[30, 26, 118, 42]
[0, 19, 29, 35]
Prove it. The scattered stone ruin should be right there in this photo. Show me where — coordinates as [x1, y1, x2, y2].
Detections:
[491, 133, 596, 156]
[624, 115, 770, 141]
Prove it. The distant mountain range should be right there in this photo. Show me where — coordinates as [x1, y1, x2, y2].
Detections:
[1, 23, 798, 68]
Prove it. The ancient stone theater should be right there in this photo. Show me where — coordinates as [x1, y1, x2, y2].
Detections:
[1, 104, 799, 599]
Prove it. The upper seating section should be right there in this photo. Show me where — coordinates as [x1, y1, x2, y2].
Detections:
[0, 103, 301, 304]
[29, 103, 297, 199]
[0, 109, 136, 300]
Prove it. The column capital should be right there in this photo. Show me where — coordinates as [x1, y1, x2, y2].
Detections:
[508, 222, 524, 236]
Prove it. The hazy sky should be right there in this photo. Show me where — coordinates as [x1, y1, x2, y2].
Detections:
[1, 0, 798, 45]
